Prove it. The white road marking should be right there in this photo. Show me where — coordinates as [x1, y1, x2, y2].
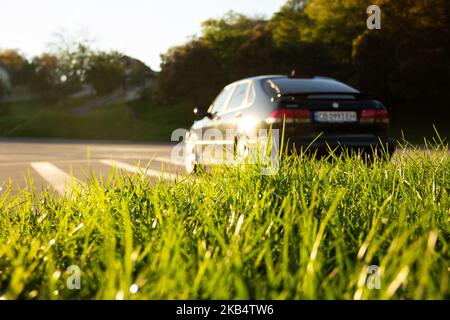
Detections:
[92, 146, 172, 153]
[153, 156, 185, 166]
[100, 159, 178, 181]
[154, 156, 233, 166]
[30, 162, 82, 195]
[0, 159, 95, 167]
[194, 140, 234, 145]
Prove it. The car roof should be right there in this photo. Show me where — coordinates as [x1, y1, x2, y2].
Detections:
[232, 74, 337, 84]
[228, 75, 360, 95]
[270, 77, 359, 94]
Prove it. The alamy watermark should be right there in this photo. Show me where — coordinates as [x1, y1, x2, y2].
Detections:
[171, 128, 280, 175]
[366, 265, 381, 290]
[367, 5, 381, 30]
[66, 265, 81, 290]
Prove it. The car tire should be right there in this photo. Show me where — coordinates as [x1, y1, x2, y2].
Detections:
[234, 136, 250, 165]
[185, 134, 202, 174]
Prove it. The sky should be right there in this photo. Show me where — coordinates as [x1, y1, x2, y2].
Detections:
[0, 0, 286, 70]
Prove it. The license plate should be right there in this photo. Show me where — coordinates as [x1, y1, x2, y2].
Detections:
[314, 111, 357, 123]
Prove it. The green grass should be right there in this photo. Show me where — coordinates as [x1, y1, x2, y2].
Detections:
[1, 98, 194, 141]
[0, 100, 46, 135]
[0, 145, 448, 300]
[130, 102, 195, 141]
[7, 103, 133, 140]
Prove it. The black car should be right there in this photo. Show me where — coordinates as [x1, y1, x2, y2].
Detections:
[185, 74, 396, 173]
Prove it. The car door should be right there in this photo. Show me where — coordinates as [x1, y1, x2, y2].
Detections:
[198, 84, 234, 164]
[216, 81, 253, 162]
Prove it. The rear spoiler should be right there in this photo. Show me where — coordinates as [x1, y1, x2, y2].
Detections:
[272, 92, 373, 102]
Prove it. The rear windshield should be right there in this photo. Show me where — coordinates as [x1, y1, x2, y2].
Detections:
[268, 78, 359, 95]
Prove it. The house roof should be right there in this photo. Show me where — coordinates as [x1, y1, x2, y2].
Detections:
[120, 55, 157, 77]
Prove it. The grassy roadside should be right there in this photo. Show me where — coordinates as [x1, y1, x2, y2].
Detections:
[0, 146, 448, 299]
[1, 98, 448, 143]
[0, 98, 195, 141]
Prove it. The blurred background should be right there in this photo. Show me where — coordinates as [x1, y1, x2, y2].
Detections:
[0, 0, 449, 143]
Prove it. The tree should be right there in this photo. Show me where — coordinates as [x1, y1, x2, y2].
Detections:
[230, 23, 278, 78]
[56, 42, 91, 93]
[201, 11, 265, 70]
[42, 30, 95, 96]
[29, 39, 92, 101]
[0, 49, 31, 86]
[352, 0, 450, 110]
[156, 41, 224, 107]
[29, 53, 60, 96]
[301, 0, 367, 43]
[85, 51, 125, 95]
[155, 0, 450, 132]
[29, 53, 80, 103]
[268, 0, 309, 47]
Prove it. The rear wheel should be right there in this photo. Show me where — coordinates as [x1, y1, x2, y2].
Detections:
[234, 136, 250, 164]
[185, 135, 201, 174]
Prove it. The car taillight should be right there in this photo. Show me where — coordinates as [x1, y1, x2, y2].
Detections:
[295, 109, 311, 123]
[360, 109, 389, 124]
[265, 109, 311, 125]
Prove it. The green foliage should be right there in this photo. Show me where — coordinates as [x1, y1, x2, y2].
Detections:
[56, 43, 91, 92]
[202, 12, 265, 66]
[302, 0, 367, 43]
[1, 44, 131, 101]
[0, 148, 448, 299]
[352, 0, 450, 105]
[27, 41, 96, 102]
[269, 0, 309, 47]
[86, 52, 125, 95]
[0, 49, 31, 86]
[156, 0, 450, 127]
[157, 41, 225, 107]
[29, 53, 64, 103]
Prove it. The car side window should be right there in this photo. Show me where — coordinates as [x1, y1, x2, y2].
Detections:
[246, 82, 255, 105]
[209, 86, 232, 114]
[263, 80, 278, 98]
[226, 82, 249, 111]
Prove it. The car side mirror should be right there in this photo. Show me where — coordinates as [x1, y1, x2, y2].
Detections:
[193, 107, 211, 119]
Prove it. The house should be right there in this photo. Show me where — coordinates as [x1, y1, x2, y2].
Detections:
[120, 55, 156, 88]
[120, 55, 157, 101]
[0, 62, 11, 93]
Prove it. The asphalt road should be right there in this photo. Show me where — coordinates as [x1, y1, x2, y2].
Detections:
[1, 139, 448, 196]
[0, 139, 185, 195]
